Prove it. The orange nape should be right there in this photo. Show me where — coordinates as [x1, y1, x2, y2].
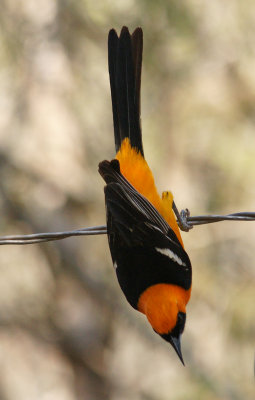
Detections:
[137, 284, 191, 334]
[116, 138, 183, 245]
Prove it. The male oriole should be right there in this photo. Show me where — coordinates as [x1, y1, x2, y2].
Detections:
[99, 27, 192, 364]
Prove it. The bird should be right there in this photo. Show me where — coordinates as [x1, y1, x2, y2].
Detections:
[98, 26, 192, 365]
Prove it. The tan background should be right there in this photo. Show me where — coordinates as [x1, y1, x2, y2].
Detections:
[0, 0, 254, 399]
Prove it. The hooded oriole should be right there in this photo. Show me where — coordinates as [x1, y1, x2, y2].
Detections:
[99, 27, 192, 364]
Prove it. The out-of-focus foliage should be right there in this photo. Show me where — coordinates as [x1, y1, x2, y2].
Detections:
[0, 0, 254, 399]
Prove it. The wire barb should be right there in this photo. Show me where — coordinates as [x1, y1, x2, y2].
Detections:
[0, 211, 255, 245]
[172, 201, 193, 232]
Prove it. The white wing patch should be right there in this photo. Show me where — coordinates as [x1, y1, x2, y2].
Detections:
[113, 262, 117, 270]
[155, 247, 186, 267]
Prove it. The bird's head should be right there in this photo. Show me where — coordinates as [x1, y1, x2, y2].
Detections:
[138, 283, 190, 365]
[159, 311, 186, 365]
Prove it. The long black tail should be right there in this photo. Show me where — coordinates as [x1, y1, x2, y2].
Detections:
[108, 26, 144, 156]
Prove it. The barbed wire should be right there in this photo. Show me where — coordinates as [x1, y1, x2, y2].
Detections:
[0, 226, 107, 245]
[172, 203, 255, 231]
[0, 209, 255, 245]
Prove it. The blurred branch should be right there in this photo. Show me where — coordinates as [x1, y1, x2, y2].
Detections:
[1, 211, 255, 245]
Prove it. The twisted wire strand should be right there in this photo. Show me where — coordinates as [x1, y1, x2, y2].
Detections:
[0, 226, 107, 245]
[0, 211, 255, 245]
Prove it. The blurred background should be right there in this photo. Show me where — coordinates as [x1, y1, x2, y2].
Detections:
[0, 0, 254, 399]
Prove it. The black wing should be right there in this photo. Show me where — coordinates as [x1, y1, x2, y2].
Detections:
[99, 160, 192, 308]
[99, 159, 172, 236]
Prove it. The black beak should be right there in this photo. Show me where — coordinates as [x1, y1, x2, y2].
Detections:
[170, 335, 185, 366]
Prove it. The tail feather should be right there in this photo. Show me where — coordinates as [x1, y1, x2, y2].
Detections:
[108, 27, 144, 156]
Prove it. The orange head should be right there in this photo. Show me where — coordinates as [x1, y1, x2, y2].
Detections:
[138, 283, 191, 364]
